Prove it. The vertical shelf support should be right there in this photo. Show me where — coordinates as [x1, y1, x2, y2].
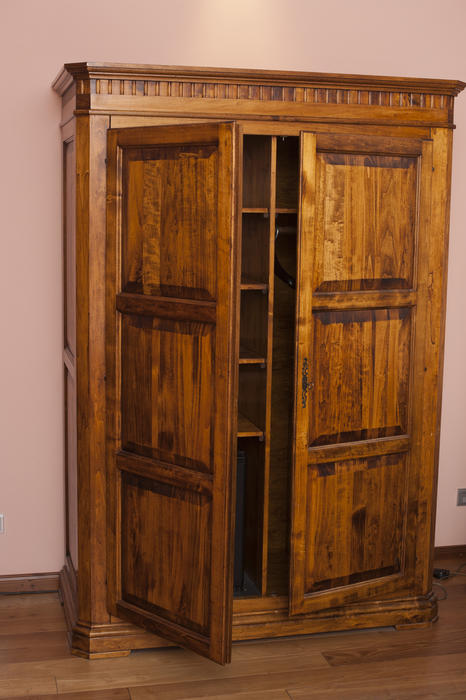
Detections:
[261, 137, 277, 595]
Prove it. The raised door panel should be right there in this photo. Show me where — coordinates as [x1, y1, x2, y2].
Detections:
[120, 315, 214, 472]
[121, 472, 211, 636]
[314, 151, 417, 293]
[106, 123, 237, 664]
[305, 453, 406, 593]
[290, 132, 434, 615]
[123, 143, 218, 300]
[309, 307, 411, 446]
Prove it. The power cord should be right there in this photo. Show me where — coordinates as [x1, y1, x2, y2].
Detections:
[432, 562, 466, 601]
[432, 582, 448, 600]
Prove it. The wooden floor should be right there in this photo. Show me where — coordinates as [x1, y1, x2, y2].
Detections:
[1, 554, 465, 700]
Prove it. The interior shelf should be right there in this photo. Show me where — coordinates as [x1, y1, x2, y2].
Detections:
[237, 413, 264, 438]
[240, 279, 268, 291]
[242, 207, 269, 215]
[239, 345, 266, 365]
[235, 134, 299, 599]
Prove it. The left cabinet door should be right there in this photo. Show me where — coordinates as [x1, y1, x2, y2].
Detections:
[106, 123, 237, 664]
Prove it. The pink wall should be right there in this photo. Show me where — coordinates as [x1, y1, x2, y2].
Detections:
[0, 0, 464, 575]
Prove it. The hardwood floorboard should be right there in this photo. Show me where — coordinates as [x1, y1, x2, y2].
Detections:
[0, 556, 464, 699]
[53, 647, 328, 694]
[289, 682, 466, 699]
[0, 676, 57, 699]
[0, 631, 67, 651]
[285, 650, 466, 694]
[0, 593, 66, 637]
[321, 627, 466, 666]
[132, 692, 291, 700]
[127, 652, 466, 699]
[128, 674, 309, 699]
[0, 632, 69, 663]
[3, 691, 130, 700]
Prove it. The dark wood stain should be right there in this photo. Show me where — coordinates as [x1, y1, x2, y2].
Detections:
[322, 152, 416, 168]
[121, 472, 211, 635]
[122, 144, 218, 301]
[54, 63, 462, 661]
[316, 278, 411, 292]
[106, 122, 237, 664]
[303, 453, 406, 595]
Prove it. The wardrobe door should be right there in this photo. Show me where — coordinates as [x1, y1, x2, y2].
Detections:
[290, 131, 437, 615]
[106, 123, 237, 664]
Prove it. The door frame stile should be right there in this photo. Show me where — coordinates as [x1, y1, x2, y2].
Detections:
[211, 122, 238, 663]
[105, 122, 238, 664]
[289, 132, 317, 616]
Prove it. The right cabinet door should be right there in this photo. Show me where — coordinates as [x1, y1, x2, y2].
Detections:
[290, 130, 443, 615]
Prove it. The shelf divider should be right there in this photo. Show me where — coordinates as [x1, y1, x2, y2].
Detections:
[259, 136, 278, 596]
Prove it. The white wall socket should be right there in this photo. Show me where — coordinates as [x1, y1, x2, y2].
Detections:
[0, 514, 4, 534]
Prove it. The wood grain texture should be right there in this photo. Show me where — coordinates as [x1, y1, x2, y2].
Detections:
[122, 143, 218, 300]
[106, 122, 237, 664]
[267, 180, 298, 595]
[80, 95, 453, 129]
[63, 138, 76, 355]
[1, 560, 465, 699]
[289, 132, 317, 616]
[55, 63, 463, 662]
[239, 292, 268, 360]
[120, 472, 211, 634]
[309, 308, 411, 446]
[240, 215, 269, 287]
[313, 151, 418, 293]
[52, 63, 465, 129]
[238, 135, 279, 595]
[289, 131, 437, 618]
[435, 545, 466, 558]
[0, 574, 59, 594]
[74, 114, 110, 631]
[120, 315, 215, 472]
[53, 62, 466, 95]
[408, 132, 452, 595]
[4, 691, 131, 700]
[62, 122, 79, 575]
[242, 136, 271, 209]
[64, 366, 78, 569]
[304, 454, 406, 592]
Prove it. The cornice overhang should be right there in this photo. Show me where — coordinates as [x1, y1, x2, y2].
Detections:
[52, 62, 466, 97]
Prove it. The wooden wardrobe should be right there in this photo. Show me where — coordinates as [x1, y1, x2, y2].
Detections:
[53, 63, 464, 664]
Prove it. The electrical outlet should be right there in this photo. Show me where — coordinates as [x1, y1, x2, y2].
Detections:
[0, 514, 4, 534]
[457, 489, 466, 506]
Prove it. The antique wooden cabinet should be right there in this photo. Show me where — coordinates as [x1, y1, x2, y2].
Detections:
[53, 63, 464, 664]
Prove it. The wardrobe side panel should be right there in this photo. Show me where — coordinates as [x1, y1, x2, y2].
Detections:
[63, 129, 78, 570]
[75, 115, 111, 624]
